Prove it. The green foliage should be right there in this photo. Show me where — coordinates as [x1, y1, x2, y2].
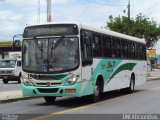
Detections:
[106, 13, 160, 48]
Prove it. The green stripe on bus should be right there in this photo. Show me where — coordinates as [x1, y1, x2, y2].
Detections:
[107, 63, 136, 84]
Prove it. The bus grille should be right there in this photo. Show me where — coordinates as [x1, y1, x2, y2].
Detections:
[37, 88, 59, 93]
[36, 82, 62, 86]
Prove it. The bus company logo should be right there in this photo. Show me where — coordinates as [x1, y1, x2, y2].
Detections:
[107, 61, 113, 68]
[107, 61, 113, 72]
[46, 82, 51, 86]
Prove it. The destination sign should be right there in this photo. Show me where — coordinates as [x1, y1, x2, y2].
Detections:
[23, 24, 78, 37]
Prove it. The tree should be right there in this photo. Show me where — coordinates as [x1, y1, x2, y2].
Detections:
[106, 13, 160, 48]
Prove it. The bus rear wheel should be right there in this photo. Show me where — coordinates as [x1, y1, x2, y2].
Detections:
[121, 75, 135, 93]
[44, 96, 56, 104]
[129, 75, 135, 93]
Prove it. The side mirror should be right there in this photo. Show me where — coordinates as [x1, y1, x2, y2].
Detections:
[17, 61, 21, 67]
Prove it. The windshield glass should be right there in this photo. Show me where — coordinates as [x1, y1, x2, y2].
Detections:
[23, 37, 79, 73]
[0, 60, 16, 68]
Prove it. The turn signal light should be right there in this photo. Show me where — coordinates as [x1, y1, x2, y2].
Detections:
[65, 89, 76, 93]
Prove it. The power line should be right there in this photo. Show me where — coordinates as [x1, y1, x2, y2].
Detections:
[86, 0, 131, 35]
[85, 0, 127, 7]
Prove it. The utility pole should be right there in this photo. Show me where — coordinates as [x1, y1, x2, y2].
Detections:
[47, 0, 52, 22]
[127, 0, 131, 35]
[37, 0, 40, 24]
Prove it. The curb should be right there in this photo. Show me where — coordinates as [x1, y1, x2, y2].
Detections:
[0, 96, 40, 104]
[147, 77, 160, 81]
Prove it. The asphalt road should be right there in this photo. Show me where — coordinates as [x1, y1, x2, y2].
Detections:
[1, 80, 160, 120]
[0, 79, 21, 92]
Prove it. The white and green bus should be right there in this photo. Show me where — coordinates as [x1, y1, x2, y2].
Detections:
[21, 22, 147, 103]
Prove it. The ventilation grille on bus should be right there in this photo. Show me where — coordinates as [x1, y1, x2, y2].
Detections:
[37, 88, 59, 93]
[36, 82, 62, 86]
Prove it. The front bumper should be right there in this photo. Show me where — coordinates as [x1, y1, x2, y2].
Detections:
[0, 75, 19, 80]
[21, 82, 82, 97]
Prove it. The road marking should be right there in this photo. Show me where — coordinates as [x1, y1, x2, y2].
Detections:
[32, 86, 160, 120]
[31, 92, 141, 120]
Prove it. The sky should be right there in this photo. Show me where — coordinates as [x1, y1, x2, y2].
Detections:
[0, 0, 160, 54]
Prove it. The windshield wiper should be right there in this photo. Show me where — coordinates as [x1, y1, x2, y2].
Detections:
[50, 36, 64, 58]
[53, 36, 64, 49]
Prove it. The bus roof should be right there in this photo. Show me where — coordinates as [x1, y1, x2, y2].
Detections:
[26, 22, 146, 44]
[80, 23, 145, 44]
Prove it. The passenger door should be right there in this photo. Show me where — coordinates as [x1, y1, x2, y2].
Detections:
[80, 30, 93, 96]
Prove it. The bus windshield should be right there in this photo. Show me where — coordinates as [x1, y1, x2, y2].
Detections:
[22, 37, 79, 73]
[0, 60, 16, 68]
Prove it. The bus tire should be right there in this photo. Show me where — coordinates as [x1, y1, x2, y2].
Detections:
[44, 96, 56, 104]
[128, 75, 135, 93]
[3, 79, 8, 84]
[121, 75, 135, 93]
[91, 80, 102, 102]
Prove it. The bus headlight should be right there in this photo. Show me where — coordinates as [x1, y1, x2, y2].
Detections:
[21, 76, 34, 86]
[66, 75, 80, 85]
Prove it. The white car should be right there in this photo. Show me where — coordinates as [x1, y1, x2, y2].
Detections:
[0, 58, 22, 84]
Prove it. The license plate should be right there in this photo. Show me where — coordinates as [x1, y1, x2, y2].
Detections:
[3, 76, 8, 79]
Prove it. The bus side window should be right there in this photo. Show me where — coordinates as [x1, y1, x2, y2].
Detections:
[92, 34, 102, 58]
[112, 37, 121, 58]
[81, 31, 93, 66]
[102, 35, 112, 58]
[121, 39, 128, 59]
[142, 45, 146, 60]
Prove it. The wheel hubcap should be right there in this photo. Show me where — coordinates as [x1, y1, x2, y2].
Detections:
[95, 85, 100, 97]
[131, 80, 134, 91]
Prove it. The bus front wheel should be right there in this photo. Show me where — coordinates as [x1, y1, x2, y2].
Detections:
[44, 96, 56, 104]
[91, 80, 101, 102]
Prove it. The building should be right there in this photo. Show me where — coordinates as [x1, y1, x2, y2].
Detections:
[0, 41, 21, 59]
[157, 55, 160, 64]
